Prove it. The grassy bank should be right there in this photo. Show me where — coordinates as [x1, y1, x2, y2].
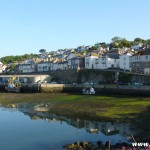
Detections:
[0, 93, 150, 122]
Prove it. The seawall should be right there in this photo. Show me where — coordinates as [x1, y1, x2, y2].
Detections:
[41, 84, 150, 96]
[1, 83, 150, 96]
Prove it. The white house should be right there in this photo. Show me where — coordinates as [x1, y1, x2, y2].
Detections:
[37, 62, 50, 72]
[119, 53, 132, 71]
[105, 53, 120, 69]
[85, 54, 99, 69]
[98, 55, 107, 69]
[94, 53, 120, 70]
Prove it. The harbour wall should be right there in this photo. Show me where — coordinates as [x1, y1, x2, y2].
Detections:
[1, 83, 150, 96]
[40, 84, 150, 96]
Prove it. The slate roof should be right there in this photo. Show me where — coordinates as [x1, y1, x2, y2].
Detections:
[107, 53, 120, 59]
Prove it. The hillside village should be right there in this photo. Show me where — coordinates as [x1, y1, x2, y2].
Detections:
[1, 37, 150, 75]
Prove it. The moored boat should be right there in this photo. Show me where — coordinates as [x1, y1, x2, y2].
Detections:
[5, 83, 20, 93]
[81, 87, 95, 95]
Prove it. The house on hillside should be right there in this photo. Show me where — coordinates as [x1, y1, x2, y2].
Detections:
[119, 52, 132, 71]
[50, 59, 67, 71]
[131, 44, 143, 51]
[85, 53, 99, 69]
[100, 53, 120, 69]
[130, 48, 150, 74]
[144, 41, 150, 49]
[17, 58, 41, 74]
[18, 63, 37, 73]
[37, 62, 50, 72]
[68, 57, 84, 70]
[61, 61, 68, 70]
[76, 46, 90, 52]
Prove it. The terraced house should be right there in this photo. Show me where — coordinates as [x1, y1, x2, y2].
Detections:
[130, 48, 150, 74]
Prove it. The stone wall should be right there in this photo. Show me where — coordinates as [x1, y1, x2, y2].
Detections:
[50, 70, 78, 83]
[41, 84, 150, 96]
[77, 69, 150, 84]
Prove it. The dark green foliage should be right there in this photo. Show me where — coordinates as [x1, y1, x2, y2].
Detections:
[39, 49, 46, 54]
[1, 53, 37, 64]
[134, 37, 144, 44]
[88, 46, 97, 51]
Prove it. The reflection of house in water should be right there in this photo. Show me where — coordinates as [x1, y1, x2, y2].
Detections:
[66, 118, 85, 129]
[84, 120, 135, 137]
[17, 104, 136, 138]
[24, 111, 60, 123]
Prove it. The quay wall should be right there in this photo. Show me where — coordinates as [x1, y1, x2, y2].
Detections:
[41, 84, 150, 96]
[0, 83, 40, 93]
[1, 83, 150, 96]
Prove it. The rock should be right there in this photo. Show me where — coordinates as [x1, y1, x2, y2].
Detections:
[65, 144, 75, 149]
[105, 141, 112, 149]
[114, 143, 122, 148]
[97, 140, 102, 148]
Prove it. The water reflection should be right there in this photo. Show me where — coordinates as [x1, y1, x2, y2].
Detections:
[19, 103, 138, 137]
[0, 104, 139, 150]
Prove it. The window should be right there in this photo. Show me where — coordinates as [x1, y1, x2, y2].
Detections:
[95, 59, 99, 64]
[145, 56, 148, 60]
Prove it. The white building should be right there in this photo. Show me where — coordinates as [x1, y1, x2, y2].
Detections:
[85, 54, 99, 69]
[105, 53, 120, 68]
[119, 53, 132, 71]
[92, 53, 120, 70]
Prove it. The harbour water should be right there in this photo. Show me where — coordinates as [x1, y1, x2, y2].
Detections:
[0, 106, 138, 150]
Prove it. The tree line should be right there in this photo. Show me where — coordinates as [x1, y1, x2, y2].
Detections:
[0, 53, 37, 64]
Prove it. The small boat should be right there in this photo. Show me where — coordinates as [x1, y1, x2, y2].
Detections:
[82, 87, 95, 95]
[5, 83, 20, 93]
[87, 129, 98, 133]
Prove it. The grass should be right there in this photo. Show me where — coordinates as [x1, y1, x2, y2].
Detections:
[0, 93, 150, 122]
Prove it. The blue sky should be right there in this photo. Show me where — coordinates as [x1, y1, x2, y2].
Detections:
[0, 0, 150, 57]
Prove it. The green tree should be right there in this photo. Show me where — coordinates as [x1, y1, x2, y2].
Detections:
[39, 49, 46, 54]
[99, 42, 107, 48]
[111, 36, 121, 43]
[120, 38, 131, 48]
[133, 38, 145, 44]
[1, 53, 37, 64]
